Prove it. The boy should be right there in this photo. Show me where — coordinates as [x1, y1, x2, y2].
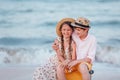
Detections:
[67, 17, 97, 80]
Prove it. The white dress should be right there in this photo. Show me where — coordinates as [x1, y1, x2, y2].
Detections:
[33, 38, 73, 80]
[33, 55, 59, 80]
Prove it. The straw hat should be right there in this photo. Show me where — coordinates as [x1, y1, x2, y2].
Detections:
[56, 18, 75, 37]
[71, 17, 90, 29]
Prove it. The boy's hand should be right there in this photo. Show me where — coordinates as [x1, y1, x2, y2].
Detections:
[67, 60, 78, 69]
[52, 39, 59, 51]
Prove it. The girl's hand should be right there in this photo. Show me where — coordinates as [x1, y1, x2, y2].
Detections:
[59, 63, 66, 71]
[67, 60, 78, 69]
[62, 60, 70, 67]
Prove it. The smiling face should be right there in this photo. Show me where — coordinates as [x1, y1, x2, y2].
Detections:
[74, 27, 88, 38]
[61, 24, 73, 38]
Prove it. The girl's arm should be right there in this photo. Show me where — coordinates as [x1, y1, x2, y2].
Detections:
[71, 41, 76, 60]
[56, 49, 65, 62]
[52, 39, 65, 62]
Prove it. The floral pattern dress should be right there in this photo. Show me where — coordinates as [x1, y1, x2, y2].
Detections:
[33, 38, 73, 80]
[33, 39, 71, 80]
[33, 55, 59, 80]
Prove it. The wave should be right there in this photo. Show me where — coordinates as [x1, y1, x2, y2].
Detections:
[92, 20, 120, 27]
[1, 0, 120, 3]
[96, 0, 120, 3]
[0, 37, 54, 46]
[106, 38, 120, 46]
[0, 46, 54, 65]
[96, 44, 120, 66]
[0, 9, 34, 16]
[0, 43, 120, 66]
[40, 21, 57, 27]
[98, 38, 120, 48]
[0, 20, 11, 25]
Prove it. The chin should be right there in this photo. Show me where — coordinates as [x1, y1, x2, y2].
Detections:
[77, 33, 80, 36]
[64, 36, 70, 38]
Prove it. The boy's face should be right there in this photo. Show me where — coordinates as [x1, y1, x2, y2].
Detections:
[74, 27, 88, 37]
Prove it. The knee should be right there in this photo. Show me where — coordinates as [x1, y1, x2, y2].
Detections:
[78, 63, 88, 74]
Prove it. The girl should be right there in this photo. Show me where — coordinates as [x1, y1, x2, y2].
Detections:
[33, 18, 76, 80]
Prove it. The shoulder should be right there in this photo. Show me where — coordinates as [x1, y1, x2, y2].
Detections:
[54, 37, 61, 44]
[89, 34, 96, 41]
[71, 40, 76, 47]
[88, 34, 97, 44]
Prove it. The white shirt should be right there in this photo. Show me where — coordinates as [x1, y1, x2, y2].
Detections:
[72, 32, 97, 63]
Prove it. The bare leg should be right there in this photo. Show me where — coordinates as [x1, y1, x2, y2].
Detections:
[56, 64, 66, 80]
[78, 63, 90, 80]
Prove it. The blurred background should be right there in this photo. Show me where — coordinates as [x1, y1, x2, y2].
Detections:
[0, 0, 120, 67]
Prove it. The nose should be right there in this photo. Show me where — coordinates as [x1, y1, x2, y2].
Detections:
[64, 30, 69, 34]
[75, 29, 78, 33]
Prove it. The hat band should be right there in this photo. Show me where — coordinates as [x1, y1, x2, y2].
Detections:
[75, 22, 90, 28]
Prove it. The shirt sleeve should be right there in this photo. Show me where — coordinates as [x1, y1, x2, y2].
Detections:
[87, 36, 97, 63]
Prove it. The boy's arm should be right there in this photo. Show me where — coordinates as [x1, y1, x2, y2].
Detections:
[87, 37, 97, 63]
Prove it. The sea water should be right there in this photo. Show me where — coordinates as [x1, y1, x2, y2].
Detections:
[0, 0, 120, 66]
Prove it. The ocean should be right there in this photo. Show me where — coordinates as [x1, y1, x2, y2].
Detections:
[0, 0, 120, 66]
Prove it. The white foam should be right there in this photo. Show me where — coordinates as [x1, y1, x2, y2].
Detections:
[0, 44, 55, 65]
[96, 44, 120, 66]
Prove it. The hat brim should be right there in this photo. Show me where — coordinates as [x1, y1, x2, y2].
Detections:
[56, 18, 75, 37]
[71, 23, 90, 29]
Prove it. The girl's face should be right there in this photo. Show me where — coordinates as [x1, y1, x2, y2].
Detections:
[61, 24, 73, 38]
[74, 27, 88, 37]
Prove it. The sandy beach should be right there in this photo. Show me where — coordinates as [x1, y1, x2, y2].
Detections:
[0, 65, 34, 80]
[0, 63, 120, 80]
[92, 63, 120, 80]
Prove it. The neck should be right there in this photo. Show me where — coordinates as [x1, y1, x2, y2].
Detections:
[63, 37, 70, 42]
[80, 33, 88, 40]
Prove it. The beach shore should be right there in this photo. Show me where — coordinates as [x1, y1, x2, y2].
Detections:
[0, 63, 120, 80]
[92, 63, 120, 80]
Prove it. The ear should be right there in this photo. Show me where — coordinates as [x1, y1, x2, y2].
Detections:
[86, 28, 89, 30]
[85, 28, 89, 32]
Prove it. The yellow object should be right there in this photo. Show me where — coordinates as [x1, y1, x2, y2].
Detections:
[66, 70, 82, 80]
[65, 62, 92, 80]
